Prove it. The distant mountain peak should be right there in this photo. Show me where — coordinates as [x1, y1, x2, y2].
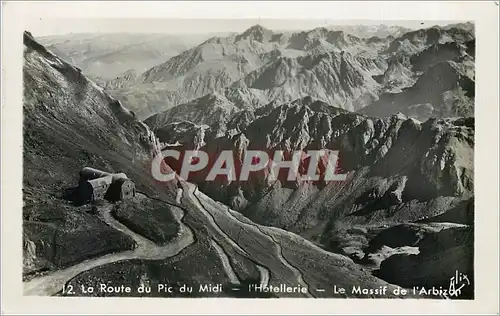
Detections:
[236, 24, 274, 42]
[245, 24, 271, 33]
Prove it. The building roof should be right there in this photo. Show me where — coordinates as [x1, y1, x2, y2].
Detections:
[111, 173, 128, 181]
[87, 175, 113, 189]
[80, 167, 130, 182]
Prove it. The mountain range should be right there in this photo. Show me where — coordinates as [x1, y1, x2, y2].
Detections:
[97, 23, 474, 122]
[24, 21, 475, 299]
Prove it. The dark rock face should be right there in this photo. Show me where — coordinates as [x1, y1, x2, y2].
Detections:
[375, 224, 474, 299]
[361, 27, 475, 121]
[410, 42, 464, 72]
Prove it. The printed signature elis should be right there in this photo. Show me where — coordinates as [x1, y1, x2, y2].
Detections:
[412, 270, 471, 298]
[448, 270, 471, 297]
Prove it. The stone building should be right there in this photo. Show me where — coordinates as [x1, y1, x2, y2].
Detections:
[106, 178, 136, 202]
[78, 167, 135, 203]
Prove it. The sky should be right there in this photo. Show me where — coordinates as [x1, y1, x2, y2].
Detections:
[14, 1, 478, 37]
[30, 18, 470, 37]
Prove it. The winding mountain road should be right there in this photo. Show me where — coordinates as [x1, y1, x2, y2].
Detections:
[24, 184, 315, 297]
[23, 197, 194, 296]
[184, 182, 313, 297]
[179, 181, 272, 288]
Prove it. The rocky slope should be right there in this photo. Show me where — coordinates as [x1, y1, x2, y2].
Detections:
[23, 31, 180, 277]
[372, 55, 416, 93]
[102, 69, 141, 90]
[144, 92, 239, 131]
[363, 28, 475, 120]
[228, 50, 384, 111]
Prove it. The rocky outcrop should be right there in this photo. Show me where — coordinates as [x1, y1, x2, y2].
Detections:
[287, 29, 363, 51]
[375, 224, 474, 298]
[234, 50, 382, 111]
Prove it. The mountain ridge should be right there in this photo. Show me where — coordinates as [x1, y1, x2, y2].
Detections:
[106, 23, 474, 120]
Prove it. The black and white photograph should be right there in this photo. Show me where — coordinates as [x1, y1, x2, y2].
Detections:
[1, 1, 499, 315]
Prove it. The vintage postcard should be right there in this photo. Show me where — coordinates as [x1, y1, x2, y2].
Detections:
[1, 1, 499, 315]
